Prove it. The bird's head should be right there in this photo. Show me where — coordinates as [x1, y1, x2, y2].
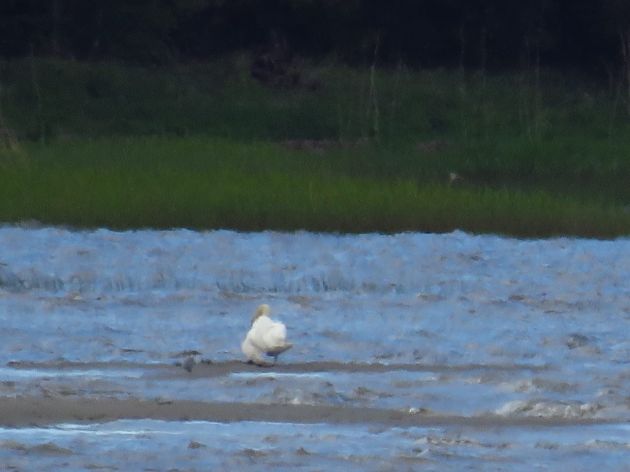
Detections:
[251, 303, 271, 325]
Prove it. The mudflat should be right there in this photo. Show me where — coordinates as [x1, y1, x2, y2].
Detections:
[0, 395, 614, 429]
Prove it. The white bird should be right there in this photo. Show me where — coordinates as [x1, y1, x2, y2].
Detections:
[241, 304, 292, 366]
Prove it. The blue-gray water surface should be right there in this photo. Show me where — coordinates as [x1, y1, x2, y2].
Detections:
[0, 226, 628, 470]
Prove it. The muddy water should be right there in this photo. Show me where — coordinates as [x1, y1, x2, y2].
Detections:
[0, 226, 628, 470]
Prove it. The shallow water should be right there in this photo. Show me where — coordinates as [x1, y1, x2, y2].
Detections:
[1, 420, 629, 471]
[1, 226, 629, 470]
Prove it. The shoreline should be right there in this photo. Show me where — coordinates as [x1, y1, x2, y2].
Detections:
[6, 359, 549, 378]
[0, 397, 618, 429]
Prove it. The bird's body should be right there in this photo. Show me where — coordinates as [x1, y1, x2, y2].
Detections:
[242, 304, 292, 366]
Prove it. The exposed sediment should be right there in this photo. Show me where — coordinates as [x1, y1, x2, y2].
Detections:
[0, 395, 616, 429]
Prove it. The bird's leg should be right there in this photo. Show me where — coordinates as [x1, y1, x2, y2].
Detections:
[248, 357, 273, 367]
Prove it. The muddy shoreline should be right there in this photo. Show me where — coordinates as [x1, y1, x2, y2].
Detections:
[6, 359, 548, 378]
[0, 396, 617, 429]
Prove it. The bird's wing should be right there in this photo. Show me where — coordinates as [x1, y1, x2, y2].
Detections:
[251, 317, 289, 352]
[262, 320, 288, 350]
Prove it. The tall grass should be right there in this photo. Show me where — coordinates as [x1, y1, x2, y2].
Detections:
[0, 58, 628, 235]
[0, 138, 628, 237]
[1, 57, 629, 141]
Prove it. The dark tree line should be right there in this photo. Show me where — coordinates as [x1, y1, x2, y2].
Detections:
[1, 0, 629, 73]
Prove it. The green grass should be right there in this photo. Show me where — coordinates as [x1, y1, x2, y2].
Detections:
[2, 57, 629, 142]
[0, 57, 628, 236]
[1, 137, 628, 237]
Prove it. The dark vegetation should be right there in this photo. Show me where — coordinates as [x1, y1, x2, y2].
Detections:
[0, 1, 629, 236]
[2, 0, 630, 73]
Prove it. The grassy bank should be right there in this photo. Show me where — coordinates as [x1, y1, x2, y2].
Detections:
[1, 138, 628, 237]
[0, 58, 629, 236]
[2, 57, 629, 143]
